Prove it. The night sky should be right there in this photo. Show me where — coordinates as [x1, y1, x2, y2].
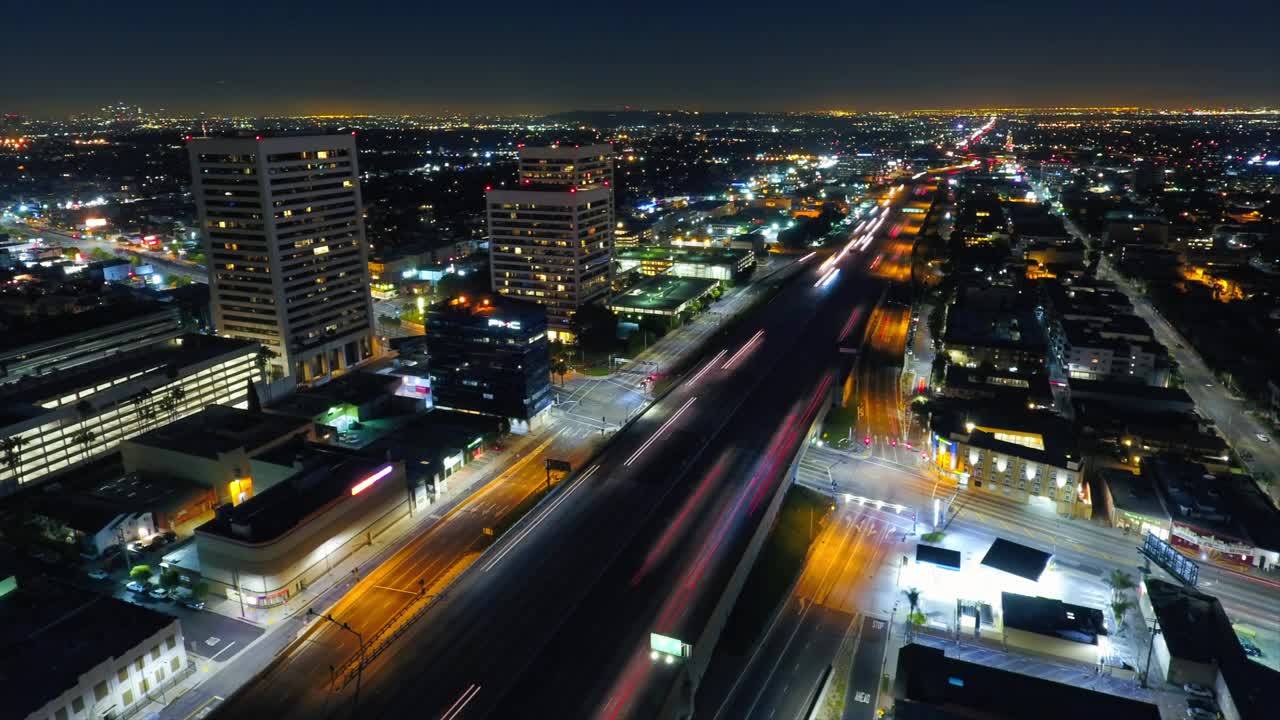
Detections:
[7, 0, 1278, 115]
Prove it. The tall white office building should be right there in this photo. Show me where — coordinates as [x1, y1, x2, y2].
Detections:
[487, 144, 614, 343]
[188, 134, 378, 384]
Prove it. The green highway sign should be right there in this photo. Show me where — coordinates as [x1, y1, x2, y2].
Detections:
[650, 632, 687, 657]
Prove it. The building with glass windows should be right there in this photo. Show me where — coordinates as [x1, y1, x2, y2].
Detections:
[487, 144, 614, 343]
[187, 134, 378, 384]
[425, 296, 552, 434]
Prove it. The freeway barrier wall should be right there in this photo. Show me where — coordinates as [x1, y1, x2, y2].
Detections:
[657, 378, 836, 719]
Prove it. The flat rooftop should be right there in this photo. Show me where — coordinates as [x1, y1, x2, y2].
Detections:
[0, 333, 256, 407]
[197, 448, 396, 544]
[0, 577, 177, 720]
[893, 643, 1160, 720]
[981, 538, 1051, 582]
[608, 276, 719, 313]
[128, 405, 312, 460]
[1001, 592, 1106, 646]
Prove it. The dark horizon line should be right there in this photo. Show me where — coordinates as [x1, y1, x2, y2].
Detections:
[10, 102, 1280, 121]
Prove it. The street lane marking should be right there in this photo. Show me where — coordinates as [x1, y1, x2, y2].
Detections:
[440, 683, 481, 720]
[624, 397, 696, 466]
[481, 465, 599, 572]
[373, 585, 419, 596]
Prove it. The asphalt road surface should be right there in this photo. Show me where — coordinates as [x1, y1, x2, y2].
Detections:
[216, 201, 905, 719]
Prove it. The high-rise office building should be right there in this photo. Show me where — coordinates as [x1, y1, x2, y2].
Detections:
[188, 134, 378, 384]
[487, 144, 614, 343]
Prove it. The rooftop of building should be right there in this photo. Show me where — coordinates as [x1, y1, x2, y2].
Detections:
[427, 294, 548, 326]
[127, 405, 312, 461]
[1144, 579, 1221, 663]
[0, 577, 178, 720]
[196, 447, 397, 544]
[981, 538, 1052, 582]
[608, 276, 720, 313]
[1001, 591, 1106, 646]
[892, 643, 1160, 720]
[1100, 468, 1170, 522]
[942, 365, 1052, 397]
[1068, 379, 1192, 405]
[0, 333, 257, 410]
[615, 246, 753, 264]
[0, 299, 176, 356]
[266, 371, 400, 421]
[943, 307, 1047, 351]
[932, 401, 1080, 468]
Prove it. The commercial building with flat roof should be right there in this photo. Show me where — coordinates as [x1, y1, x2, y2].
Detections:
[892, 643, 1160, 720]
[615, 246, 755, 283]
[426, 296, 551, 433]
[193, 449, 408, 607]
[1, 577, 190, 720]
[0, 334, 260, 498]
[607, 276, 720, 321]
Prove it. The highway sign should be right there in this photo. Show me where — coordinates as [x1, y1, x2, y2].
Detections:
[649, 632, 688, 657]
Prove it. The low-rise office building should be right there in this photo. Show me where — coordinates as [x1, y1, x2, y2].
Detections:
[193, 450, 408, 608]
[615, 246, 755, 283]
[425, 296, 551, 434]
[607, 276, 720, 325]
[2, 577, 190, 720]
[942, 307, 1047, 372]
[0, 334, 260, 498]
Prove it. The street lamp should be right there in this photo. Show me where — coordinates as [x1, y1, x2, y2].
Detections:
[309, 608, 365, 690]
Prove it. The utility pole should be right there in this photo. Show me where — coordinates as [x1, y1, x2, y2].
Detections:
[1141, 616, 1161, 688]
[309, 608, 365, 692]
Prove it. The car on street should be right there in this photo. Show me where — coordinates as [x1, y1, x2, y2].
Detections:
[126, 581, 148, 593]
[87, 569, 110, 581]
[1184, 683, 1214, 699]
[1256, 433, 1270, 443]
[148, 587, 170, 600]
[183, 600, 206, 611]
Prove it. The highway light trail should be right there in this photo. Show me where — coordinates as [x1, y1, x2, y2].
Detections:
[689, 349, 727, 384]
[798, 251, 816, 263]
[624, 397, 697, 466]
[439, 683, 482, 720]
[481, 464, 599, 572]
[629, 454, 731, 587]
[838, 306, 864, 342]
[721, 330, 764, 370]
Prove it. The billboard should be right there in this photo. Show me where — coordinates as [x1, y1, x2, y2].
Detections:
[1142, 532, 1199, 587]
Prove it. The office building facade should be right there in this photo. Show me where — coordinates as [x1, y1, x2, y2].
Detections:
[426, 296, 552, 433]
[487, 144, 614, 343]
[188, 134, 378, 384]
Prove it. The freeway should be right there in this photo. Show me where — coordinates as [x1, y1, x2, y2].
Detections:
[701, 183, 937, 720]
[216, 203, 902, 719]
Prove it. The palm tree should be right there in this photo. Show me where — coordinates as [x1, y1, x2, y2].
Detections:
[551, 359, 568, 386]
[1, 436, 28, 486]
[1111, 598, 1134, 632]
[72, 429, 97, 462]
[167, 386, 187, 423]
[1106, 569, 1135, 603]
[254, 346, 280, 404]
[903, 587, 923, 638]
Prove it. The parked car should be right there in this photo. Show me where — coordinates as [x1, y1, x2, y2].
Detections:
[126, 581, 147, 593]
[183, 600, 206, 611]
[1184, 683, 1214, 699]
[148, 587, 170, 600]
[87, 569, 110, 581]
[1185, 708, 1216, 720]
[1256, 433, 1270, 443]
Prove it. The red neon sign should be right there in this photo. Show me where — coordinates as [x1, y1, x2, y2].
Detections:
[351, 465, 393, 496]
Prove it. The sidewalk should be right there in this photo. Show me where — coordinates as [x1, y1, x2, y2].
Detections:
[156, 427, 561, 719]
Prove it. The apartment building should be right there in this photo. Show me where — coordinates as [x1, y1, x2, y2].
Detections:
[487, 144, 614, 342]
[188, 134, 378, 384]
